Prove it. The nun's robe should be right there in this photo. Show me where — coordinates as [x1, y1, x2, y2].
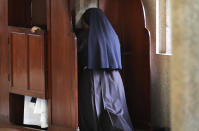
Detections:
[77, 30, 133, 131]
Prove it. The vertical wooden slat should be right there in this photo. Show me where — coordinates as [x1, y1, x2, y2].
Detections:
[46, 0, 52, 126]
[11, 33, 28, 90]
[50, 0, 78, 129]
[29, 34, 45, 93]
[0, 0, 9, 117]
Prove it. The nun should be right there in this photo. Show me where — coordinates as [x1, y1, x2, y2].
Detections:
[76, 8, 133, 131]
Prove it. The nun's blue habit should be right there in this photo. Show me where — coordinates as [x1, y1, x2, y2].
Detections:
[76, 8, 133, 131]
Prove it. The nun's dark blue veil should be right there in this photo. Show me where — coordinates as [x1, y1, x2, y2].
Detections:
[82, 8, 122, 69]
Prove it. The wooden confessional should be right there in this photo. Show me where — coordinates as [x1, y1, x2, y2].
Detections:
[0, 0, 150, 130]
[0, 0, 78, 130]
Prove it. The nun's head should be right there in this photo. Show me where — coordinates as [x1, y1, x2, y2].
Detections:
[81, 8, 105, 29]
[80, 8, 122, 69]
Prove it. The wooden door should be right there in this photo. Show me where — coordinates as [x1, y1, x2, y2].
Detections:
[48, 0, 78, 130]
[100, 0, 151, 128]
[8, 26, 46, 99]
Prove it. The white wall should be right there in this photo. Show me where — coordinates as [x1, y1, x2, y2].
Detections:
[171, 0, 199, 130]
[75, 0, 98, 27]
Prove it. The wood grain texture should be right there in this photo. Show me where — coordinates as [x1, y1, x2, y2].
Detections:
[50, 0, 78, 129]
[2, 0, 77, 130]
[28, 34, 45, 93]
[0, 0, 9, 117]
[11, 32, 28, 90]
[8, 26, 46, 99]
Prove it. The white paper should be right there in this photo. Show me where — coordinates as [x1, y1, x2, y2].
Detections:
[23, 96, 48, 128]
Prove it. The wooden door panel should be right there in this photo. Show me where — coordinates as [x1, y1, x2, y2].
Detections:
[49, 0, 78, 129]
[11, 32, 28, 90]
[9, 26, 46, 99]
[28, 34, 45, 93]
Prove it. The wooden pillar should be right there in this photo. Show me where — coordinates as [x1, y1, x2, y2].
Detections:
[49, 0, 78, 129]
[0, 0, 9, 118]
